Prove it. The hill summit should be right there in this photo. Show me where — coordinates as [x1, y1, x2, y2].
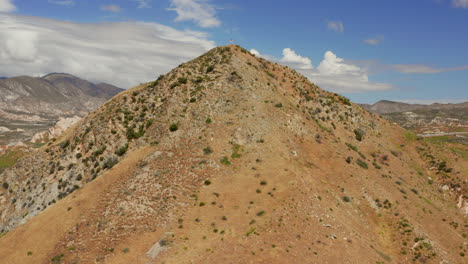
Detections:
[0, 45, 466, 263]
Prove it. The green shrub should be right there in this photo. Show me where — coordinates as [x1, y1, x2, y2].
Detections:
[203, 147, 213, 155]
[356, 159, 368, 169]
[206, 65, 214, 73]
[220, 157, 231, 165]
[169, 124, 178, 132]
[354, 129, 365, 141]
[275, 103, 283, 108]
[342, 196, 351, 202]
[115, 144, 128, 156]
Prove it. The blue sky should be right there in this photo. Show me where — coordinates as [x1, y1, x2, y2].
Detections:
[0, 0, 467, 104]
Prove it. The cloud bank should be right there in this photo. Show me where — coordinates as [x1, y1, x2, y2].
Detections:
[0, 0, 15, 12]
[0, 14, 215, 88]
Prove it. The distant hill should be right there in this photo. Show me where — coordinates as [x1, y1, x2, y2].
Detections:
[0, 73, 123, 120]
[361, 100, 468, 134]
[0, 73, 123, 145]
[0, 45, 466, 264]
[360, 100, 468, 114]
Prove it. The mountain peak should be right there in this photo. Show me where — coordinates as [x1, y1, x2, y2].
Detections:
[0, 45, 466, 264]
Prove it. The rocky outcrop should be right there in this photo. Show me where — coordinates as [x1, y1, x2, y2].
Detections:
[31, 116, 82, 143]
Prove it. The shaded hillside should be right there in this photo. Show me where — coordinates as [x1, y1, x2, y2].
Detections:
[0, 46, 466, 264]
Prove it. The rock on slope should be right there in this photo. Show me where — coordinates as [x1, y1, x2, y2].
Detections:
[0, 46, 466, 264]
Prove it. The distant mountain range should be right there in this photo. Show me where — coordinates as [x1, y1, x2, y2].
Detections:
[361, 100, 468, 134]
[360, 100, 468, 114]
[0, 73, 123, 121]
[0, 73, 123, 146]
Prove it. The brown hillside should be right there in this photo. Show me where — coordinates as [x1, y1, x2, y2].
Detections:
[0, 45, 466, 264]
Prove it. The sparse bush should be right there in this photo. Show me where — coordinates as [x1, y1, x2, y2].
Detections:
[178, 77, 188, 84]
[103, 157, 118, 169]
[2, 182, 8, 190]
[169, 124, 178, 132]
[204, 180, 211, 185]
[60, 140, 70, 149]
[275, 103, 283, 108]
[115, 144, 128, 156]
[205, 117, 212, 124]
[356, 159, 368, 169]
[206, 65, 214, 73]
[220, 157, 231, 165]
[342, 196, 351, 202]
[256, 210, 265, 216]
[354, 129, 365, 141]
[203, 146, 213, 155]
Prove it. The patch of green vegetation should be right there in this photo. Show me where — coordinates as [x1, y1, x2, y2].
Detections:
[246, 227, 256, 236]
[203, 146, 213, 155]
[374, 248, 392, 262]
[356, 159, 368, 169]
[220, 157, 231, 165]
[449, 146, 468, 159]
[51, 253, 64, 263]
[115, 144, 128, 156]
[404, 130, 418, 142]
[354, 129, 365, 141]
[231, 144, 241, 159]
[345, 143, 358, 152]
[0, 150, 24, 172]
[0, 231, 8, 239]
[169, 123, 179, 132]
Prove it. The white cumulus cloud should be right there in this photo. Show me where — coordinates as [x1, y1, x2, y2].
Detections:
[310, 51, 392, 92]
[0, 0, 16, 12]
[327, 21, 344, 33]
[280, 48, 313, 70]
[168, 0, 221, 28]
[101, 5, 122, 13]
[0, 14, 215, 88]
[249, 48, 392, 93]
[453, 0, 468, 8]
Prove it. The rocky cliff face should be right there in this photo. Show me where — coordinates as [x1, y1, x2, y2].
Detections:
[0, 46, 466, 264]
